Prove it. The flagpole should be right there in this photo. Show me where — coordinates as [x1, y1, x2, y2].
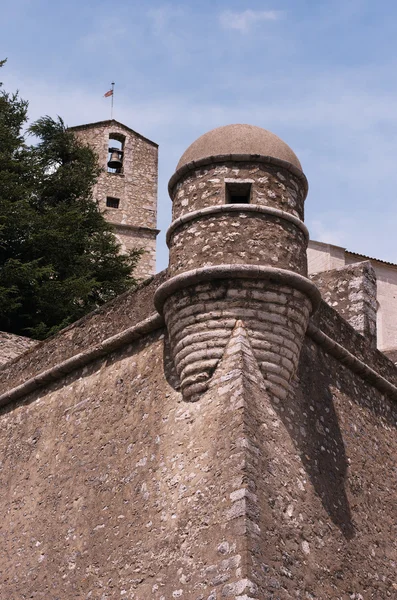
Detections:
[111, 82, 115, 119]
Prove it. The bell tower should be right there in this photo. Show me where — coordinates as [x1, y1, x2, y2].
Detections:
[70, 119, 159, 280]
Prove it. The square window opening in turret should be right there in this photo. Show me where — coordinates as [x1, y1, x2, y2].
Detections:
[225, 182, 252, 204]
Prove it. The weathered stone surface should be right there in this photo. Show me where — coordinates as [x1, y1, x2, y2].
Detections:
[311, 261, 377, 346]
[1, 320, 397, 597]
[71, 120, 158, 279]
[163, 155, 314, 403]
[0, 331, 37, 366]
[162, 280, 311, 401]
[0, 271, 167, 394]
[176, 124, 303, 171]
[169, 212, 307, 278]
[308, 239, 397, 356]
[171, 163, 305, 222]
[1, 123, 397, 599]
[311, 300, 397, 386]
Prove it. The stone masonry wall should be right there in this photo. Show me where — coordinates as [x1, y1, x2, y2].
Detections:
[308, 240, 397, 354]
[166, 157, 309, 285]
[163, 279, 312, 402]
[71, 121, 158, 280]
[239, 331, 397, 598]
[311, 261, 377, 347]
[113, 226, 157, 279]
[345, 256, 397, 355]
[1, 317, 397, 598]
[0, 331, 37, 366]
[171, 162, 305, 222]
[169, 212, 307, 278]
[0, 271, 167, 395]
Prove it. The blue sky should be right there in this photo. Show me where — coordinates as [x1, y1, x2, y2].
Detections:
[2, 0, 397, 270]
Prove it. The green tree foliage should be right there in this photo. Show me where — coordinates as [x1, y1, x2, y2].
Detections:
[0, 62, 142, 339]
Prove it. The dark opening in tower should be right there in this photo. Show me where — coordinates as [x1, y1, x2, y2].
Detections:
[225, 182, 252, 204]
[106, 196, 120, 209]
[107, 133, 125, 174]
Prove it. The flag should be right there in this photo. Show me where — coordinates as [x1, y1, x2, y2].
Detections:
[104, 89, 113, 98]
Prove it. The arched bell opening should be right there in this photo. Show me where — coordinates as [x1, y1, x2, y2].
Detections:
[107, 133, 125, 174]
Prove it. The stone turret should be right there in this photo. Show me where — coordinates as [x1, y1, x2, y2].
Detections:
[155, 124, 320, 401]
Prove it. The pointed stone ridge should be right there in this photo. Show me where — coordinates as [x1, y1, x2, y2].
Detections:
[209, 319, 269, 400]
[204, 320, 269, 598]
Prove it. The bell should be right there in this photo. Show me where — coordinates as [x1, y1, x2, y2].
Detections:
[107, 149, 123, 170]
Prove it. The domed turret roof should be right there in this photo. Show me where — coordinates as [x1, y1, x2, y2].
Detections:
[176, 124, 302, 172]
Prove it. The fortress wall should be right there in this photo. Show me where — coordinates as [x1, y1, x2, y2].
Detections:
[0, 271, 167, 395]
[2, 119, 396, 598]
[250, 334, 397, 598]
[2, 274, 395, 417]
[346, 258, 397, 354]
[0, 317, 396, 598]
[308, 240, 397, 354]
[0, 332, 37, 366]
[163, 279, 311, 401]
[311, 300, 396, 385]
[310, 261, 377, 346]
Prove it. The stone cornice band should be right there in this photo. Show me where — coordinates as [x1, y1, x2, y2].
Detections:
[1, 295, 397, 409]
[110, 222, 160, 236]
[154, 265, 322, 315]
[166, 204, 309, 247]
[168, 154, 308, 198]
[307, 323, 397, 399]
[0, 313, 164, 409]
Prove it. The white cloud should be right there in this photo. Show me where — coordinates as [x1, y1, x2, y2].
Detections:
[219, 9, 281, 33]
